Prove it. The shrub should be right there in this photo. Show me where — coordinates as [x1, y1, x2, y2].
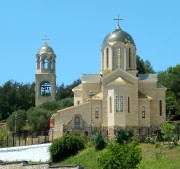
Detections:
[115, 129, 133, 144]
[98, 142, 142, 169]
[92, 133, 107, 150]
[132, 135, 141, 143]
[160, 122, 176, 143]
[145, 134, 157, 144]
[49, 133, 85, 163]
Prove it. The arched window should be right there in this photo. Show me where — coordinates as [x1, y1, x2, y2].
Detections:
[116, 96, 123, 112]
[106, 47, 109, 68]
[142, 106, 145, 118]
[44, 58, 49, 69]
[117, 46, 121, 68]
[50, 59, 55, 69]
[36, 57, 40, 69]
[159, 100, 162, 116]
[129, 48, 131, 68]
[116, 96, 119, 112]
[40, 81, 51, 96]
[120, 96, 123, 112]
[109, 96, 112, 113]
[95, 107, 99, 118]
[128, 97, 130, 113]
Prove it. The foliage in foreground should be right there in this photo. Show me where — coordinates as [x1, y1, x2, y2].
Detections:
[6, 110, 27, 132]
[160, 122, 176, 142]
[98, 142, 142, 169]
[92, 133, 107, 150]
[56, 142, 180, 169]
[49, 133, 85, 163]
[27, 107, 53, 133]
[115, 129, 134, 144]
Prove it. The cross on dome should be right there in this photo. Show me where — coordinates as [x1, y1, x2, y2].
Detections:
[114, 15, 123, 29]
[42, 36, 50, 45]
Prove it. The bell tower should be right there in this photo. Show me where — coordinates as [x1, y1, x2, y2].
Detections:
[35, 40, 56, 106]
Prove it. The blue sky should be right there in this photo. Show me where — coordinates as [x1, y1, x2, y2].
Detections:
[0, 0, 179, 86]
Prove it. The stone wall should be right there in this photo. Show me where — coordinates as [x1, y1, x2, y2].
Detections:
[0, 161, 84, 169]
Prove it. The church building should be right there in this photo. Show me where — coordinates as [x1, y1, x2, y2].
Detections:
[48, 19, 166, 139]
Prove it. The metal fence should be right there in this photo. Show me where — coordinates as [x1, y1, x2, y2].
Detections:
[0, 131, 49, 148]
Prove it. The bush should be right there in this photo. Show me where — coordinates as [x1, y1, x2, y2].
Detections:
[98, 142, 142, 169]
[92, 133, 107, 150]
[145, 134, 157, 144]
[49, 133, 85, 163]
[115, 129, 133, 144]
[132, 135, 141, 143]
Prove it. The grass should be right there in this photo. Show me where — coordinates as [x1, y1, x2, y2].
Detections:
[52, 143, 180, 169]
[138, 143, 180, 169]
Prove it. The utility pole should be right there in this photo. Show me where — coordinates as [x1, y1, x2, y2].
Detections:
[14, 114, 17, 147]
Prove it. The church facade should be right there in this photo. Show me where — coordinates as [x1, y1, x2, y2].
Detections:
[49, 21, 166, 139]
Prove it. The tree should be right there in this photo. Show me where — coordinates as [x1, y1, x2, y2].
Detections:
[27, 107, 53, 133]
[115, 129, 133, 144]
[158, 65, 180, 99]
[160, 122, 176, 142]
[56, 79, 81, 100]
[39, 98, 73, 111]
[136, 55, 155, 74]
[0, 80, 35, 120]
[6, 110, 27, 133]
[158, 64, 180, 117]
[93, 133, 107, 150]
[39, 100, 61, 111]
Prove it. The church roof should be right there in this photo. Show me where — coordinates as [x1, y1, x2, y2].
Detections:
[93, 92, 102, 100]
[102, 27, 135, 47]
[72, 83, 82, 91]
[138, 74, 157, 81]
[81, 74, 100, 83]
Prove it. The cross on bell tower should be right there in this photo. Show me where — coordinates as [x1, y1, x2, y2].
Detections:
[42, 36, 50, 44]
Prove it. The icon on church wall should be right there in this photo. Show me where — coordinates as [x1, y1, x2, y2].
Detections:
[74, 116, 80, 128]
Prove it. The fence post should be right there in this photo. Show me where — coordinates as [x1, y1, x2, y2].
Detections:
[6, 135, 8, 147]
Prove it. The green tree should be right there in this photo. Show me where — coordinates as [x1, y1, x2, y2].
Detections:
[158, 65, 180, 99]
[136, 55, 155, 74]
[56, 79, 81, 100]
[0, 80, 35, 120]
[39, 100, 61, 111]
[160, 122, 176, 142]
[98, 142, 142, 169]
[27, 107, 53, 133]
[6, 110, 27, 133]
[93, 133, 107, 150]
[158, 64, 180, 117]
[39, 98, 73, 111]
[115, 129, 133, 144]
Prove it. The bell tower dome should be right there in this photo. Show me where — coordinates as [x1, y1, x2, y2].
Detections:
[101, 16, 137, 76]
[35, 41, 56, 106]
